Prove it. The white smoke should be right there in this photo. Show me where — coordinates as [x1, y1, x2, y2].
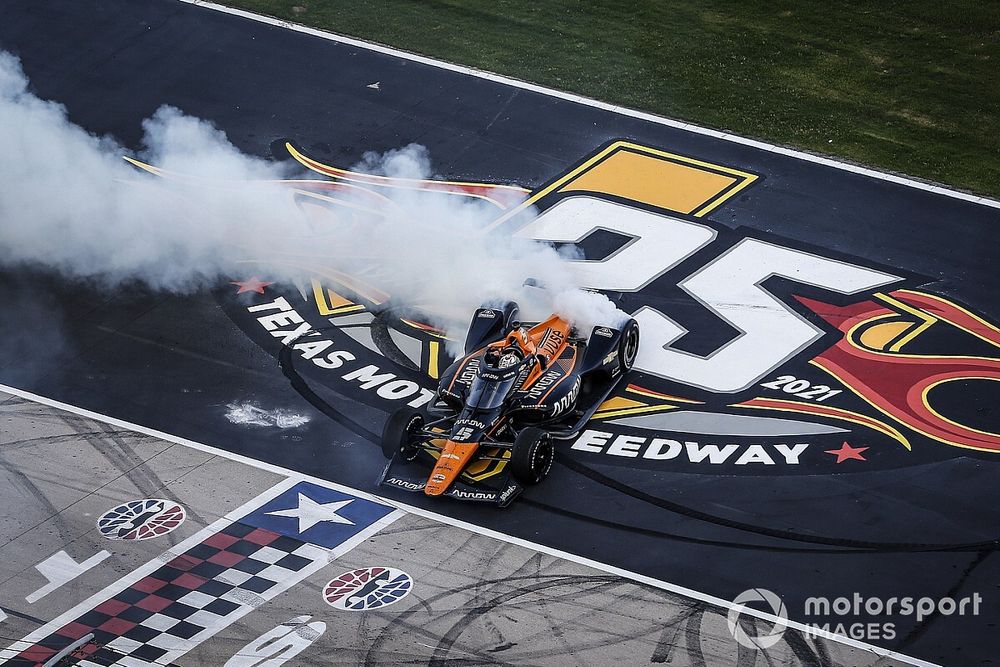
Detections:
[0, 51, 299, 290]
[0, 51, 626, 348]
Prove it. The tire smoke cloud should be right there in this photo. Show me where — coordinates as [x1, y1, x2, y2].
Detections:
[0, 51, 626, 348]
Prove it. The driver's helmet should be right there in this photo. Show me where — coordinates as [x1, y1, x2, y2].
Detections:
[498, 347, 522, 368]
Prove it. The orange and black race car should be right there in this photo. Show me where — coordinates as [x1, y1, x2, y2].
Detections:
[378, 302, 639, 507]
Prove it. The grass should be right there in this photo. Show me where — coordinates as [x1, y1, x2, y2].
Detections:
[221, 0, 1000, 198]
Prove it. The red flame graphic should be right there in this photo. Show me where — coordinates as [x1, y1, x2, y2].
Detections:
[798, 290, 1000, 452]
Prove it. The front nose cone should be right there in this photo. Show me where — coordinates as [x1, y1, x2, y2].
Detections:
[424, 440, 479, 495]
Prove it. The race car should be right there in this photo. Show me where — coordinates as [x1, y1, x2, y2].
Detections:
[378, 301, 639, 507]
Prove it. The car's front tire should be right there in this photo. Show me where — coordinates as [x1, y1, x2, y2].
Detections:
[510, 427, 554, 485]
[381, 408, 424, 461]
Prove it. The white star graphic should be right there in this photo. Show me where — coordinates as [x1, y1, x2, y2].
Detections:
[266, 493, 355, 533]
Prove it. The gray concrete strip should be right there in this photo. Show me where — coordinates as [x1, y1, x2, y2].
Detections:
[0, 397, 906, 665]
[0, 396, 283, 650]
[608, 410, 849, 436]
[188, 511, 911, 666]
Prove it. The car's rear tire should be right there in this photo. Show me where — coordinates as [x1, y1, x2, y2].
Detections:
[381, 408, 424, 461]
[500, 301, 520, 333]
[618, 318, 640, 374]
[465, 301, 521, 354]
[510, 427, 554, 485]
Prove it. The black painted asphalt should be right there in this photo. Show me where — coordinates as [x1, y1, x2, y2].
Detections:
[1, 1, 999, 664]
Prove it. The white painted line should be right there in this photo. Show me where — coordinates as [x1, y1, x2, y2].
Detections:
[41, 633, 93, 667]
[177, 0, 999, 212]
[25, 550, 112, 604]
[0, 383, 937, 666]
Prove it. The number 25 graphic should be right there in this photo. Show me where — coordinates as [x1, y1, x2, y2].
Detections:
[517, 196, 900, 393]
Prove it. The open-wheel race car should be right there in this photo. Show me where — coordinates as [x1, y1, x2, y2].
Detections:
[378, 301, 639, 507]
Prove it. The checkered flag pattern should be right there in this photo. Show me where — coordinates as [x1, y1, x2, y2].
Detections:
[7, 521, 327, 666]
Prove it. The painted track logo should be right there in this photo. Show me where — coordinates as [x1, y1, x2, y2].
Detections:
[96, 499, 186, 540]
[130, 138, 1000, 476]
[727, 588, 789, 650]
[323, 567, 413, 610]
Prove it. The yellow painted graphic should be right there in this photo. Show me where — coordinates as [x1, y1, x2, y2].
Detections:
[311, 279, 364, 316]
[593, 396, 677, 420]
[561, 147, 749, 215]
[489, 141, 758, 230]
[427, 341, 441, 379]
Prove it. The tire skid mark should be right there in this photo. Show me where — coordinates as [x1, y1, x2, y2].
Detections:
[650, 602, 702, 663]
[278, 341, 380, 442]
[784, 628, 831, 667]
[363, 574, 619, 666]
[556, 457, 1000, 553]
[896, 549, 991, 649]
[0, 430, 145, 452]
[497, 583, 665, 662]
[64, 414, 213, 530]
[99, 422, 213, 528]
[0, 449, 79, 548]
[427, 577, 634, 666]
[520, 498, 869, 554]
[683, 607, 710, 667]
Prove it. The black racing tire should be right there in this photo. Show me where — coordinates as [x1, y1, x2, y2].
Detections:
[510, 427, 554, 486]
[381, 408, 425, 461]
[466, 301, 521, 355]
[500, 301, 520, 333]
[618, 318, 640, 374]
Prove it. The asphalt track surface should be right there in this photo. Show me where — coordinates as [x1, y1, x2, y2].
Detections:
[1, 1, 998, 665]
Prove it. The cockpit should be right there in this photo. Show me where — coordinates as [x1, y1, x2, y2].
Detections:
[467, 350, 532, 410]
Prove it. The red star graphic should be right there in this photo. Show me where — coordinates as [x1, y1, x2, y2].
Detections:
[825, 442, 869, 464]
[231, 277, 274, 295]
